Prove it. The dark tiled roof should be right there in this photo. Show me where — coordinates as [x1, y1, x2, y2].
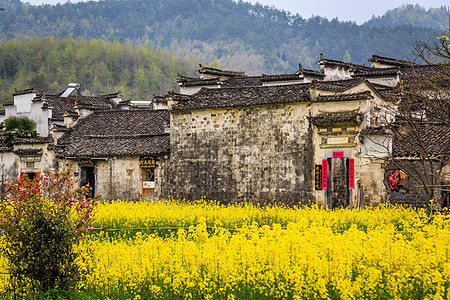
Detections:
[12, 88, 36, 96]
[392, 123, 450, 158]
[310, 112, 363, 125]
[360, 126, 390, 135]
[177, 75, 222, 87]
[13, 149, 43, 156]
[172, 84, 311, 111]
[12, 137, 51, 144]
[198, 65, 245, 77]
[58, 109, 170, 157]
[369, 55, 416, 67]
[42, 94, 116, 119]
[98, 92, 121, 99]
[52, 124, 71, 132]
[311, 78, 366, 92]
[354, 67, 400, 77]
[302, 69, 326, 78]
[261, 74, 303, 82]
[221, 76, 264, 87]
[153, 94, 168, 104]
[0, 147, 13, 153]
[314, 91, 373, 102]
[399, 65, 450, 84]
[317, 53, 371, 71]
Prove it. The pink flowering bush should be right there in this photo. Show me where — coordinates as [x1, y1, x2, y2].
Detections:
[0, 171, 100, 294]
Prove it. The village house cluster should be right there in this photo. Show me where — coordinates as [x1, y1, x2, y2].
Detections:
[1, 54, 449, 208]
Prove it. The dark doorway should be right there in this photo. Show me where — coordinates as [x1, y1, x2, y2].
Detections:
[80, 166, 95, 193]
[327, 157, 349, 208]
[25, 172, 37, 181]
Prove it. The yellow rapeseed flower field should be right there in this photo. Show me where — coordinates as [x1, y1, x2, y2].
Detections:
[1, 199, 449, 299]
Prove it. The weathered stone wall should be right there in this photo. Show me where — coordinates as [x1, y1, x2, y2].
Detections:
[1, 144, 58, 180]
[95, 157, 142, 201]
[0, 151, 20, 180]
[164, 103, 314, 204]
[61, 155, 168, 201]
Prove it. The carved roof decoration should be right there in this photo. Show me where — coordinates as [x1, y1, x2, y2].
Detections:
[58, 109, 169, 157]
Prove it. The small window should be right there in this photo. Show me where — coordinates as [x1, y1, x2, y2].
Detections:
[142, 168, 155, 182]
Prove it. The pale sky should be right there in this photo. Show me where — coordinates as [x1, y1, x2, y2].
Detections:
[21, 0, 448, 24]
[245, 0, 447, 24]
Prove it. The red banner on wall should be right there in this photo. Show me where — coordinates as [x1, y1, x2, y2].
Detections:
[333, 151, 344, 158]
[349, 158, 355, 190]
[322, 159, 328, 190]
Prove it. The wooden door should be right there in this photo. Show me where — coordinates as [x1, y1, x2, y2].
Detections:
[330, 157, 349, 208]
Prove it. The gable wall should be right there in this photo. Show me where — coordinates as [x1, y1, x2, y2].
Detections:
[164, 103, 314, 204]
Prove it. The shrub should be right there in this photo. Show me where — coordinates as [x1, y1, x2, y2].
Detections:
[0, 171, 100, 295]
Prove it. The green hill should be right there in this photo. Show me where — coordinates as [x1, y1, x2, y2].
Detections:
[0, 37, 199, 102]
[0, 0, 438, 75]
[364, 4, 449, 30]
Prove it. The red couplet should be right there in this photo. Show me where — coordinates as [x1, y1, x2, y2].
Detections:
[322, 159, 328, 190]
[349, 158, 355, 190]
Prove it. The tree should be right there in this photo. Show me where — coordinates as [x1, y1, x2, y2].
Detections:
[380, 29, 450, 208]
[0, 172, 99, 295]
[1, 116, 38, 147]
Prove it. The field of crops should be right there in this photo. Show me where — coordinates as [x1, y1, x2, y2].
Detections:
[2, 199, 450, 299]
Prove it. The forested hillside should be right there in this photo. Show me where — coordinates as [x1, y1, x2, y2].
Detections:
[0, 38, 199, 102]
[0, 0, 438, 75]
[364, 4, 450, 30]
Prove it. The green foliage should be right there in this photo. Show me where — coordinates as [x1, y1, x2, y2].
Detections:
[0, 0, 437, 76]
[0, 172, 100, 295]
[0, 37, 199, 101]
[1, 116, 38, 146]
[4, 115, 36, 135]
[365, 4, 450, 30]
